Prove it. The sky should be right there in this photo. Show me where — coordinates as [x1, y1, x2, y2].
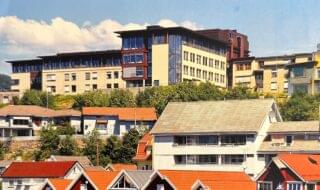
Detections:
[0, 0, 320, 74]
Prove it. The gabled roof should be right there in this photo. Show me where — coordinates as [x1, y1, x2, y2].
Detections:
[82, 107, 157, 121]
[1, 161, 77, 178]
[268, 121, 320, 133]
[278, 154, 320, 181]
[133, 133, 152, 161]
[126, 170, 154, 188]
[145, 170, 255, 190]
[85, 170, 119, 190]
[151, 99, 280, 134]
[47, 179, 72, 190]
[49, 155, 92, 168]
[106, 163, 137, 171]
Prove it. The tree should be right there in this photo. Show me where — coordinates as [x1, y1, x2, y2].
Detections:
[109, 89, 136, 107]
[20, 90, 55, 108]
[118, 128, 140, 163]
[58, 135, 78, 155]
[35, 126, 60, 160]
[73, 90, 109, 109]
[82, 130, 110, 166]
[0, 142, 7, 160]
[103, 136, 121, 162]
[197, 82, 224, 101]
[225, 86, 259, 100]
[56, 123, 76, 136]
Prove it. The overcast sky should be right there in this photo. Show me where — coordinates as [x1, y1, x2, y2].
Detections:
[0, 0, 319, 74]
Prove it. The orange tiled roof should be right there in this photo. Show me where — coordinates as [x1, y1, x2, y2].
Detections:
[279, 154, 320, 181]
[86, 170, 119, 189]
[82, 107, 157, 121]
[133, 133, 152, 161]
[108, 163, 137, 171]
[48, 179, 72, 190]
[159, 170, 255, 190]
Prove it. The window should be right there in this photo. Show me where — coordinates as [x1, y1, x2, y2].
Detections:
[196, 55, 201, 64]
[271, 68, 277, 78]
[13, 119, 29, 125]
[198, 135, 218, 145]
[174, 135, 218, 145]
[183, 51, 189, 61]
[85, 72, 90, 80]
[203, 71, 207, 80]
[292, 67, 304, 77]
[307, 184, 315, 190]
[174, 155, 186, 165]
[92, 72, 98, 80]
[85, 84, 90, 91]
[47, 86, 56, 93]
[153, 80, 159, 86]
[221, 135, 246, 145]
[209, 72, 213, 81]
[71, 85, 76, 93]
[106, 84, 112, 89]
[190, 53, 195, 62]
[203, 57, 208, 66]
[215, 73, 219, 82]
[287, 182, 302, 190]
[199, 155, 217, 164]
[196, 69, 201, 78]
[64, 85, 70, 93]
[183, 65, 189, 75]
[221, 61, 226, 70]
[11, 79, 19, 85]
[114, 71, 119, 79]
[71, 73, 76, 81]
[209, 58, 213, 67]
[80, 184, 87, 190]
[64, 73, 70, 81]
[114, 83, 119, 88]
[285, 135, 293, 146]
[190, 67, 195, 77]
[221, 155, 245, 165]
[107, 72, 112, 79]
[258, 182, 272, 190]
[174, 155, 218, 165]
[157, 184, 165, 190]
[46, 74, 56, 81]
[271, 82, 277, 90]
[215, 60, 220, 69]
[92, 84, 98, 91]
[220, 74, 224, 83]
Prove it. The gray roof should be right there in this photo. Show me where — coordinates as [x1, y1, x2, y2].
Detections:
[259, 140, 320, 153]
[126, 170, 153, 188]
[151, 99, 277, 134]
[269, 121, 320, 133]
[49, 155, 92, 167]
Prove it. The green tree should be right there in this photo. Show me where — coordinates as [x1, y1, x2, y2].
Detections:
[73, 90, 109, 109]
[225, 86, 259, 99]
[0, 142, 7, 160]
[35, 126, 60, 160]
[171, 82, 199, 102]
[56, 123, 75, 135]
[109, 89, 136, 107]
[103, 136, 121, 162]
[20, 90, 55, 108]
[58, 135, 77, 155]
[82, 130, 110, 166]
[197, 82, 224, 100]
[118, 128, 140, 163]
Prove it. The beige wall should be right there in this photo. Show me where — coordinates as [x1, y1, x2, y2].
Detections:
[42, 66, 125, 95]
[182, 45, 227, 88]
[152, 44, 169, 86]
[232, 60, 259, 89]
[10, 73, 31, 95]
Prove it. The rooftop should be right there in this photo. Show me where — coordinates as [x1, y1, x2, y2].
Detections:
[106, 163, 137, 171]
[47, 179, 72, 190]
[1, 161, 77, 178]
[268, 121, 320, 133]
[133, 133, 152, 161]
[49, 155, 92, 168]
[126, 170, 154, 188]
[86, 170, 119, 190]
[259, 140, 320, 153]
[151, 99, 279, 134]
[82, 107, 157, 121]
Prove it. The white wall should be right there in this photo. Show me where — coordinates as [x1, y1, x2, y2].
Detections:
[2, 178, 46, 190]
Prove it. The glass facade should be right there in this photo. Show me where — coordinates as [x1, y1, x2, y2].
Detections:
[122, 54, 144, 64]
[122, 36, 144, 49]
[12, 62, 42, 73]
[168, 34, 182, 84]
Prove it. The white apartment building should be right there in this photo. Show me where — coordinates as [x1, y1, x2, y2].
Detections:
[150, 99, 282, 177]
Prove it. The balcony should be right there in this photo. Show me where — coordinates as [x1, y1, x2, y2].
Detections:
[289, 76, 311, 84]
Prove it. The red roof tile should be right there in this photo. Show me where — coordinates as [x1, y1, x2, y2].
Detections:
[48, 179, 72, 190]
[159, 170, 255, 190]
[82, 107, 157, 121]
[86, 171, 119, 190]
[133, 133, 152, 161]
[279, 154, 320, 181]
[2, 161, 77, 178]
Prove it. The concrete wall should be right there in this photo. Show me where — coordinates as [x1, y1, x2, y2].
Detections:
[10, 73, 31, 94]
[152, 44, 169, 86]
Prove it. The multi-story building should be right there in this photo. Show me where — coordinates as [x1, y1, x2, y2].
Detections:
[150, 99, 282, 177]
[8, 50, 125, 95]
[115, 25, 228, 88]
[0, 91, 19, 104]
[82, 107, 157, 136]
[231, 53, 313, 94]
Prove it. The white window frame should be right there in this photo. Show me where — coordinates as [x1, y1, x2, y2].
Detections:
[257, 181, 272, 190]
[287, 181, 303, 190]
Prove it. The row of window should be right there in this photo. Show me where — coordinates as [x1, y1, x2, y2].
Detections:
[258, 182, 314, 190]
[47, 71, 120, 82]
[183, 51, 226, 70]
[122, 54, 144, 64]
[47, 83, 120, 93]
[173, 135, 254, 146]
[183, 66, 225, 83]
[236, 63, 251, 71]
[174, 154, 246, 165]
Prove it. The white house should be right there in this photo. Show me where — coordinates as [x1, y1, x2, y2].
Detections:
[82, 107, 157, 136]
[0, 105, 81, 139]
[1, 161, 83, 190]
[150, 99, 283, 177]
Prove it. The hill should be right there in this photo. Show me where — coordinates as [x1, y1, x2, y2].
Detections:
[0, 74, 11, 90]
